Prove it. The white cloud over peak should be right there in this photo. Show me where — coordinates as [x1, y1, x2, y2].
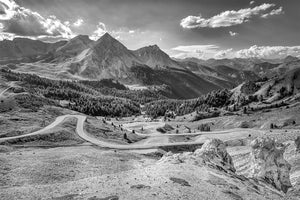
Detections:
[90, 22, 107, 40]
[73, 18, 84, 27]
[229, 31, 238, 36]
[171, 45, 300, 60]
[180, 3, 283, 29]
[0, 0, 74, 40]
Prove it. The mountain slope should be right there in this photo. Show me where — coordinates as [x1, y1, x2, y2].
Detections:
[130, 65, 221, 98]
[2, 34, 298, 99]
[55, 35, 94, 57]
[134, 45, 185, 70]
[0, 38, 66, 62]
[43, 33, 222, 98]
[56, 33, 143, 79]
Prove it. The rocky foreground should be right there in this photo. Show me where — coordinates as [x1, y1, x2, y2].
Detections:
[0, 137, 299, 200]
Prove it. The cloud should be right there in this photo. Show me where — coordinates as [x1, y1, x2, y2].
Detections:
[180, 3, 283, 29]
[261, 7, 284, 18]
[172, 45, 219, 52]
[0, 0, 74, 40]
[171, 45, 225, 59]
[90, 22, 107, 40]
[236, 45, 300, 59]
[215, 48, 233, 58]
[250, 1, 255, 5]
[89, 24, 141, 42]
[229, 31, 238, 36]
[73, 18, 84, 27]
[171, 45, 300, 60]
[109, 28, 140, 41]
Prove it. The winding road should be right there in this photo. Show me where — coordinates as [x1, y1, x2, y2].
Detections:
[0, 114, 262, 149]
[0, 115, 205, 149]
[0, 87, 12, 97]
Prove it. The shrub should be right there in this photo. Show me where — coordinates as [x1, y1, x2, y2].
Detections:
[198, 123, 211, 131]
[240, 121, 250, 128]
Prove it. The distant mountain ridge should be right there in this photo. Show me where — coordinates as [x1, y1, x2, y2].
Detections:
[0, 34, 299, 99]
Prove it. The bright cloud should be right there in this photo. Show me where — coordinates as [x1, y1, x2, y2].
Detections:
[261, 7, 284, 18]
[90, 22, 107, 40]
[229, 31, 238, 36]
[215, 48, 233, 59]
[171, 45, 300, 60]
[250, 1, 255, 5]
[180, 3, 283, 29]
[73, 18, 84, 27]
[0, 0, 74, 40]
[171, 45, 223, 59]
[236, 45, 300, 59]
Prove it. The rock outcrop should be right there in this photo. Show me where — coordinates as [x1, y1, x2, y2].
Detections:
[247, 137, 292, 193]
[159, 139, 236, 173]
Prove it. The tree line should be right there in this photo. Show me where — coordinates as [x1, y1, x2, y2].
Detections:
[1, 69, 141, 117]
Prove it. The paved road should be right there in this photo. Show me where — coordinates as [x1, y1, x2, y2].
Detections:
[0, 114, 265, 149]
[0, 115, 204, 149]
[123, 121, 262, 137]
[0, 87, 12, 97]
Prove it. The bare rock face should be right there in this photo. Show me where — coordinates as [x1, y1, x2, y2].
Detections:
[159, 139, 236, 173]
[194, 138, 236, 172]
[295, 136, 300, 153]
[247, 137, 292, 193]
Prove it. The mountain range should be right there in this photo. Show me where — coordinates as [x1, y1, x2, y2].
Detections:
[0, 33, 299, 99]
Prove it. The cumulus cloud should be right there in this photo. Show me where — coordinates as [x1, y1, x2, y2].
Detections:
[73, 18, 84, 27]
[180, 3, 283, 29]
[229, 31, 238, 36]
[261, 7, 284, 18]
[236, 45, 300, 59]
[171, 45, 300, 60]
[250, 1, 255, 5]
[0, 0, 74, 40]
[90, 22, 107, 40]
[215, 48, 233, 59]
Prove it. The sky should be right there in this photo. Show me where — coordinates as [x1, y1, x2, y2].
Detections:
[0, 0, 300, 59]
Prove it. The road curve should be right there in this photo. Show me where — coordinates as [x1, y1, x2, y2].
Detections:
[0, 114, 260, 149]
[0, 115, 204, 149]
[123, 122, 262, 137]
[0, 87, 12, 97]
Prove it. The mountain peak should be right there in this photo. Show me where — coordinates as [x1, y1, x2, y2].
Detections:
[134, 44, 185, 70]
[97, 32, 115, 41]
[147, 44, 160, 50]
[136, 45, 164, 54]
[55, 35, 93, 56]
[94, 32, 124, 48]
[283, 55, 299, 63]
[72, 35, 91, 42]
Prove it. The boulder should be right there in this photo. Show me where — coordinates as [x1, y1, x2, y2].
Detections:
[159, 139, 236, 173]
[194, 138, 236, 172]
[247, 137, 292, 193]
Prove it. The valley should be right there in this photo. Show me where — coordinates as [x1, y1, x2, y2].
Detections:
[0, 33, 300, 200]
